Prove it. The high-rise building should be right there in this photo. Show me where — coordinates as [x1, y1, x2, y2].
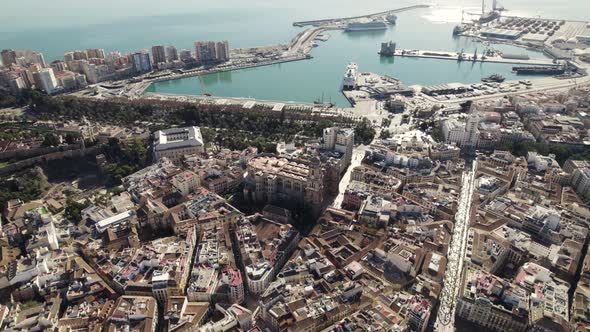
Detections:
[86, 48, 105, 59]
[32, 68, 58, 94]
[14, 50, 45, 67]
[64, 52, 75, 62]
[131, 51, 152, 73]
[50, 60, 68, 72]
[105, 51, 123, 67]
[463, 109, 480, 149]
[166, 45, 178, 62]
[322, 127, 355, 171]
[1, 49, 17, 66]
[151, 45, 166, 65]
[179, 49, 193, 63]
[9, 76, 27, 93]
[73, 50, 88, 60]
[215, 41, 230, 62]
[194, 41, 217, 63]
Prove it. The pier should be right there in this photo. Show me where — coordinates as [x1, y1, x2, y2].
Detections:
[292, 4, 429, 27]
[386, 49, 556, 66]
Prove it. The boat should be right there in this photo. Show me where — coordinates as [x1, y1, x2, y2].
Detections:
[314, 33, 331, 42]
[386, 14, 397, 25]
[479, 0, 500, 24]
[481, 74, 505, 83]
[479, 11, 500, 24]
[512, 66, 565, 75]
[314, 93, 334, 107]
[344, 21, 387, 32]
[341, 63, 359, 90]
[453, 11, 467, 36]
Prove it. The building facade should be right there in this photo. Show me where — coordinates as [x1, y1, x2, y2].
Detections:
[153, 127, 205, 163]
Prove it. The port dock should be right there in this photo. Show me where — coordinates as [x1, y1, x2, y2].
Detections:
[385, 49, 556, 66]
[292, 5, 429, 27]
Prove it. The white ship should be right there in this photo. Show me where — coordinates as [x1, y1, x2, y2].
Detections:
[344, 21, 387, 32]
[341, 63, 358, 90]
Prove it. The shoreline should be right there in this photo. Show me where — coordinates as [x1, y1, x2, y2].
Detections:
[77, 7, 589, 109]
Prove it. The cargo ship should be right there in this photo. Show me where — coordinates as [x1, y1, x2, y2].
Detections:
[512, 66, 565, 75]
[481, 74, 505, 83]
[344, 21, 387, 32]
[479, 0, 500, 24]
[479, 10, 500, 24]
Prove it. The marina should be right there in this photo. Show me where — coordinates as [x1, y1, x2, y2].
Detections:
[146, 7, 564, 106]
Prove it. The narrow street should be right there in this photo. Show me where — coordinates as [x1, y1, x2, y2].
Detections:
[434, 161, 478, 332]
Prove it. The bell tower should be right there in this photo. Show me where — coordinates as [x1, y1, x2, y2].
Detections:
[305, 156, 324, 210]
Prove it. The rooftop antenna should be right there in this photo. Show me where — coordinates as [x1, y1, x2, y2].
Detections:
[482, 0, 485, 15]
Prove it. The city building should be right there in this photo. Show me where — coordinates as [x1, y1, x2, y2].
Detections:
[86, 48, 105, 59]
[321, 127, 355, 172]
[194, 41, 217, 63]
[153, 127, 205, 163]
[32, 67, 58, 94]
[106, 296, 158, 332]
[456, 267, 529, 332]
[243, 155, 325, 209]
[232, 217, 300, 295]
[215, 41, 230, 62]
[194, 40, 230, 63]
[1, 49, 17, 66]
[166, 45, 179, 62]
[179, 49, 193, 63]
[151, 45, 167, 65]
[131, 50, 152, 73]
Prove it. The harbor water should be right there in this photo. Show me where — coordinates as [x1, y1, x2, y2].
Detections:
[144, 9, 552, 106]
[2, 0, 588, 106]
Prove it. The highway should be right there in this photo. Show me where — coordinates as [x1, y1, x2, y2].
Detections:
[434, 161, 478, 332]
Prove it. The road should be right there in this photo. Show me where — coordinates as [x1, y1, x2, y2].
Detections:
[434, 161, 478, 332]
[331, 100, 411, 208]
[331, 143, 370, 208]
